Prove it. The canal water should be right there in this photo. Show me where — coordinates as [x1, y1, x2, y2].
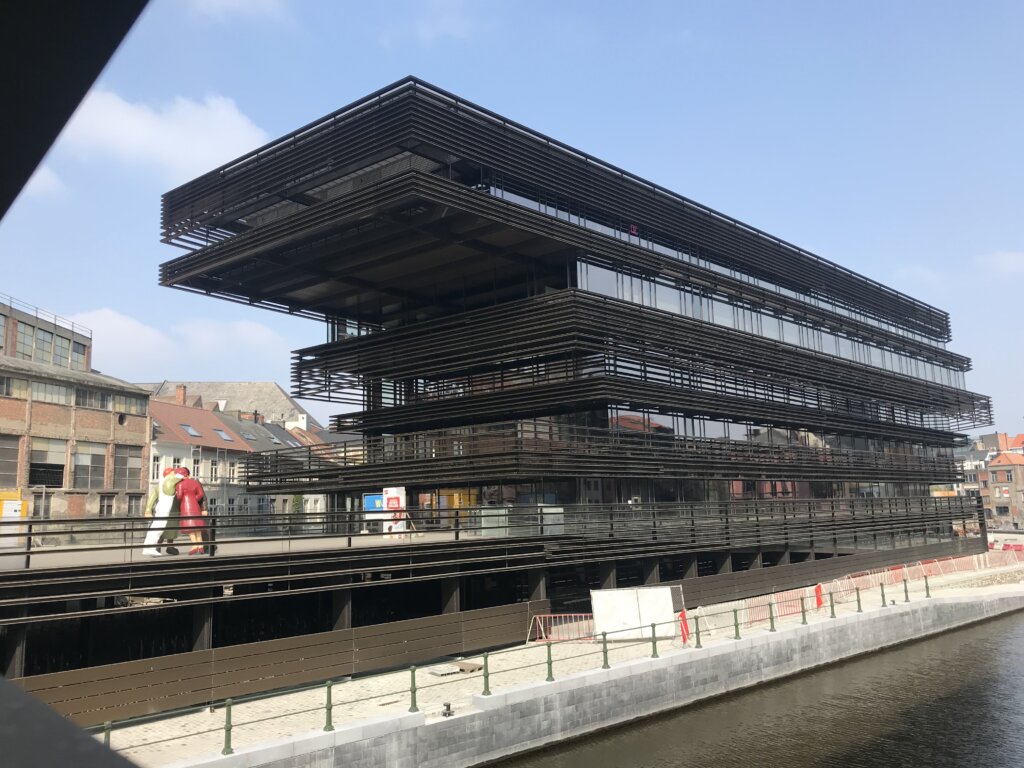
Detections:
[498, 611, 1024, 768]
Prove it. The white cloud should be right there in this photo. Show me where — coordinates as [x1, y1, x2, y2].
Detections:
[415, 0, 476, 43]
[21, 165, 66, 199]
[188, 0, 288, 22]
[976, 250, 1024, 276]
[378, 0, 484, 48]
[69, 308, 294, 385]
[59, 88, 268, 185]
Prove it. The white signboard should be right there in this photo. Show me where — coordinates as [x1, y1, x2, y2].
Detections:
[591, 586, 677, 640]
[0, 499, 25, 550]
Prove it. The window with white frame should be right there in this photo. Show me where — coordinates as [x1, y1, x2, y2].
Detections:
[15, 323, 34, 359]
[29, 437, 66, 487]
[53, 335, 71, 367]
[75, 388, 111, 410]
[32, 493, 51, 519]
[0, 434, 20, 487]
[71, 341, 87, 371]
[30, 381, 72, 405]
[99, 495, 115, 517]
[0, 376, 28, 399]
[113, 445, 143, 490]
[33, 328, 53, 364]
[112, 394, 146, 415]
[73, 442, 106, 489]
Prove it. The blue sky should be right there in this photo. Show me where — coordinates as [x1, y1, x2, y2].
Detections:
[2, 0, 1022, 432]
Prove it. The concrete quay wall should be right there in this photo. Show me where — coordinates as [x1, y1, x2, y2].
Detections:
[184, 590, 1024, 768]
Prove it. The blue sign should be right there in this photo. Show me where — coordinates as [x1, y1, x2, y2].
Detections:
[362, 493, 384, 511]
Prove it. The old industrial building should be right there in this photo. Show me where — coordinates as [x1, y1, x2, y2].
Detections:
[0, 296, 150, 519]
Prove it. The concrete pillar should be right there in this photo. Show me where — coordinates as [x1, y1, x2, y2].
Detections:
[192, 603, 213, 652]
[528, 569, 548, 602]
[777, 547, 791, 565]
[441, 577, 461, 614]
[598, 561, 617, 590]
[641, 558, 660, 585]
[682, 556, 698, 579]
[332, 588, 353, 631]
[716, 552, 732, 575]
[2, 625, 26, 678]
[748, 551, 763, 569]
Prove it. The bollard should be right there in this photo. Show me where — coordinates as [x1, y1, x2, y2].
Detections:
[324, 680, 334, 732]
[733, 609, 741, 640]
[925, 574, 932, 599]
[103, 721, 111, 748]
[694, 615, 702, 649]
[768, 600, 776, 632]
[650, 623, 659, 658]
[545, 641, 554, 682]
[222, 699, 233, 755]
[829, 592, 836, 619]
[880, 583, 888, 608]
[856, 587, 863, 613]
[482, 652, 491, 696]
[601, 632, 610, 669]
[800, 596, 807, 625]
[409, 666, 419, 713]
[903, 578, 910, 603]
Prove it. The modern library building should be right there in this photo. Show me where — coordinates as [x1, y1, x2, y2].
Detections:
[160, 76, 991, 615]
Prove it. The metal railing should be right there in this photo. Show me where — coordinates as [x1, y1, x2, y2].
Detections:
[86, 550, 1023, 764]
[0, 495, 976, 567]
[0, 292, 92, 339]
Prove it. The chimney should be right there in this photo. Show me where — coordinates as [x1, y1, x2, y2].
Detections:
[175, 384, 187, 405]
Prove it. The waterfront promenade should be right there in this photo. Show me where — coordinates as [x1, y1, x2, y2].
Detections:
[93, 557, 1024, 768]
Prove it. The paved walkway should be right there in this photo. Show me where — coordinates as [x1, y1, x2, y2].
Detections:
[99, 563, 1024, 768]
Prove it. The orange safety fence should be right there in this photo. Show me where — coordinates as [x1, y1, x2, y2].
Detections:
[529, 613, 595, 642]
[532, 549, 1024, 643]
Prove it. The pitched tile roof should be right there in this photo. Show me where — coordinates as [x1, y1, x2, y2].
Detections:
[149, 399, 253, 451]
[988, 452, 1024, 466]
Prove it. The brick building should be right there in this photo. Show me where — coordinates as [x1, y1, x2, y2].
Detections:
[0, 296, 150, 518]
[980, 452, 1024, 530]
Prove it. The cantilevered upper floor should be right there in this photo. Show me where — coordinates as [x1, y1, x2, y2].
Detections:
[161, 77, 956, 348]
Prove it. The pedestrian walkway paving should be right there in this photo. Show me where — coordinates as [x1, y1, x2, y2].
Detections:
[104, 563, 1024, 768]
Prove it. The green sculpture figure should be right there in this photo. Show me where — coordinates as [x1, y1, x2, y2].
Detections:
[142, 468, 182, 556]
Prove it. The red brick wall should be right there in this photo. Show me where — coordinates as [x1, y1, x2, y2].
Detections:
[0, 396, 28, 433]
[30, 402, 73, 437]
